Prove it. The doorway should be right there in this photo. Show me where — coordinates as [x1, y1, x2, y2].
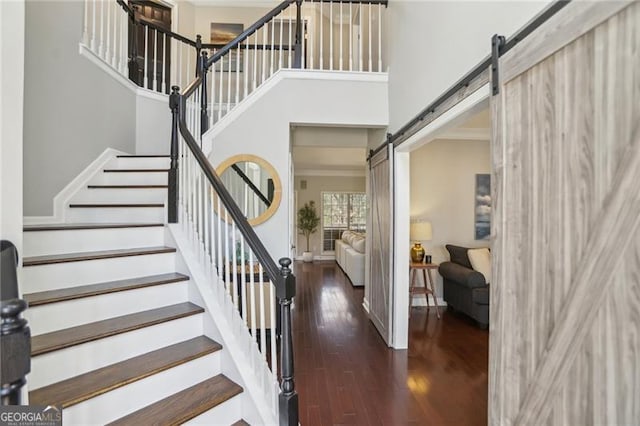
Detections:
[128, 0, 171, 93]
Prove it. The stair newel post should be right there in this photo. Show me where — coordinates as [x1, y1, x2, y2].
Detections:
[277, 258, 298, 426]
[199, 51, 209, 136]
[195, 35, 202, 77]
[168, 86, 180, 224]
[0, 241, 31, 406]
[293, 0, 303, 69]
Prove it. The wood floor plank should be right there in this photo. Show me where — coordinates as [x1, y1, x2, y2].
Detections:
[107, 375, 243, 426]
[29, 336, 221, 408]
[24, 273, 189, 306]
[293, 261, 488, 426]
[23, 223, 164, 232]
[23, 246, 175, 267]
[31, 303, 204, 356]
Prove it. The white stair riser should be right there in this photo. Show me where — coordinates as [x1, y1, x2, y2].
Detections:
[114, 157, 170, 169]
[26, 282, 188, 335]
[66, 206, 165, 223]
[23, 227, 166, 257]
[71, 188, 168, 204]
[91, 171, 169, 186]
[29, 314, 204, 389]
[184, 395, 243, 426]
[23, 252, 177, 293]
[63, 353, 221, 426]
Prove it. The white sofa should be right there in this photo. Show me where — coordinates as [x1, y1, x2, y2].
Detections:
[335, 231, 366, 287]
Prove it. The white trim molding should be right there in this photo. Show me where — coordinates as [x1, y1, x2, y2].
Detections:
[24, 148, 127, 225]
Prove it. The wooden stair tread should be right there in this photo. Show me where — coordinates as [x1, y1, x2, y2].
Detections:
[23, 246, 176, 267]
[24, 223, 164, 232]
[29, 336, 222, 408]
[103, 169, 169, 173]
[24, 273, 189, 306]
[87, 185, 168, 189]
[69, 203, 164, 208]
[107, 375, 243, 426]
[231, 420, 250, 426]
[31, 303, 204, 356]
[117, 155, 169, 158]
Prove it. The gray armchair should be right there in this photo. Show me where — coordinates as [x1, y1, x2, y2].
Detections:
[438, 245, 489, 328]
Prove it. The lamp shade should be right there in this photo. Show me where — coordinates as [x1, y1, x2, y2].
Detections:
[410, 221, 432, 241]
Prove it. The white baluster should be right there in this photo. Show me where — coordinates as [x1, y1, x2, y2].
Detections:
[99, 0, 105, 58]
[253, 33, 258, 91]
[106, 0, 111, 63]
[227, 50, 232, 116]
[368, 2, 372, 72]
[235, 46, 240, 105]
[224, 210, 231, 296]
[186, 46, 191, 89]
[177, 43, 182, 89]
[91, 0, 96, 51]
[161, 33, 167, 93]
[279, 15, 284, 69]
[261, 26, 267, 83]
[83, 0, 89, 45]
[153, 30, 158, 91]
[308, 1, 314, 69]
[111, 2, 117, 67]
[218, 55, 224, 120]
[143, 27, 149, 88]
[378, 3, 382, 72]
[217, 197, 223, 283]
[339, 1, 343, 71]
[249, 251, 256, 338]
[349, 2, 353, 71]
[119, 4, 126, 74]
[259, 263, 266, 357]
[204, 182, 211, 268]
[244, 41, 250, 99]
[210, 52, 216, 127]
[359, 4, 363, 71]
[270, 22, 275, 75]
[240, 238, 247, 320]
[329, 1, 333, 70]
[288, 11, 293, 68]
[269, 280, 277, 377]
[232, 223, 239, 310]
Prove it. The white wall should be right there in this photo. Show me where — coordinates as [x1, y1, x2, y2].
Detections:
[24, 1, 136, 216]
[136, 95, 172, 155]
[409, 138, 491, 299]
[293, 175, 365, 257]
[0, 0, 25, 262]
[205, 71, 388, 261]
[386, 0, 550, 133]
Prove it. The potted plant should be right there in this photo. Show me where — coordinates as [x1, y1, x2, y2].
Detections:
[297, 201, 320, 263]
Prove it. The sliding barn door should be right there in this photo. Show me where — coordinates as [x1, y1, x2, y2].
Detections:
[490, 2, 640, 424]
[369, 145, 394, 345]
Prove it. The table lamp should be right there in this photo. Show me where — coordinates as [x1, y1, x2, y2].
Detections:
[410, 221, 432, 263]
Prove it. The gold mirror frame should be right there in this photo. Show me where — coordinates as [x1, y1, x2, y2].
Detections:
[215, 154, 282, 226]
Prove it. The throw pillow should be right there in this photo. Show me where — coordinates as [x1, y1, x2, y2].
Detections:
[468, 248, 492, 284]
[352, 237, 366, 254]
[342, 231, 351, 242]
[445, 244, 474, 269]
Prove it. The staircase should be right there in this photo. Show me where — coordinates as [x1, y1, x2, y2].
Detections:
[21, 155, 249, 425]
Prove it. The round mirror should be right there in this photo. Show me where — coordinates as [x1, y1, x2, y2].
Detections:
[216, 154, 282, 226]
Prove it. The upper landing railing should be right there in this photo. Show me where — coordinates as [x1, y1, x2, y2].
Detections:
[82, 0, 387, 121]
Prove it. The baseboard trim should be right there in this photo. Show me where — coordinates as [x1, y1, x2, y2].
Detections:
[362, 298, 370, 314]
[294, 255, 335, 261]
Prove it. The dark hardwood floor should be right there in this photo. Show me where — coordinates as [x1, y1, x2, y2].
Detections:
[293, 261, 488, 426]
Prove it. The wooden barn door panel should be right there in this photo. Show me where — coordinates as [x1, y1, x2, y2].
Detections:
[369, 145, 394, 345]
[490, 2, 640, 425]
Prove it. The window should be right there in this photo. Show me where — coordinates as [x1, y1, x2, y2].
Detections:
[321, 192, 367, 252]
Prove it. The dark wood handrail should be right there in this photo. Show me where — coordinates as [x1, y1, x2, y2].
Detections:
[205, 0, 297, 69]
[173, 90, 283, 287]
[231, 164, 272, 208]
